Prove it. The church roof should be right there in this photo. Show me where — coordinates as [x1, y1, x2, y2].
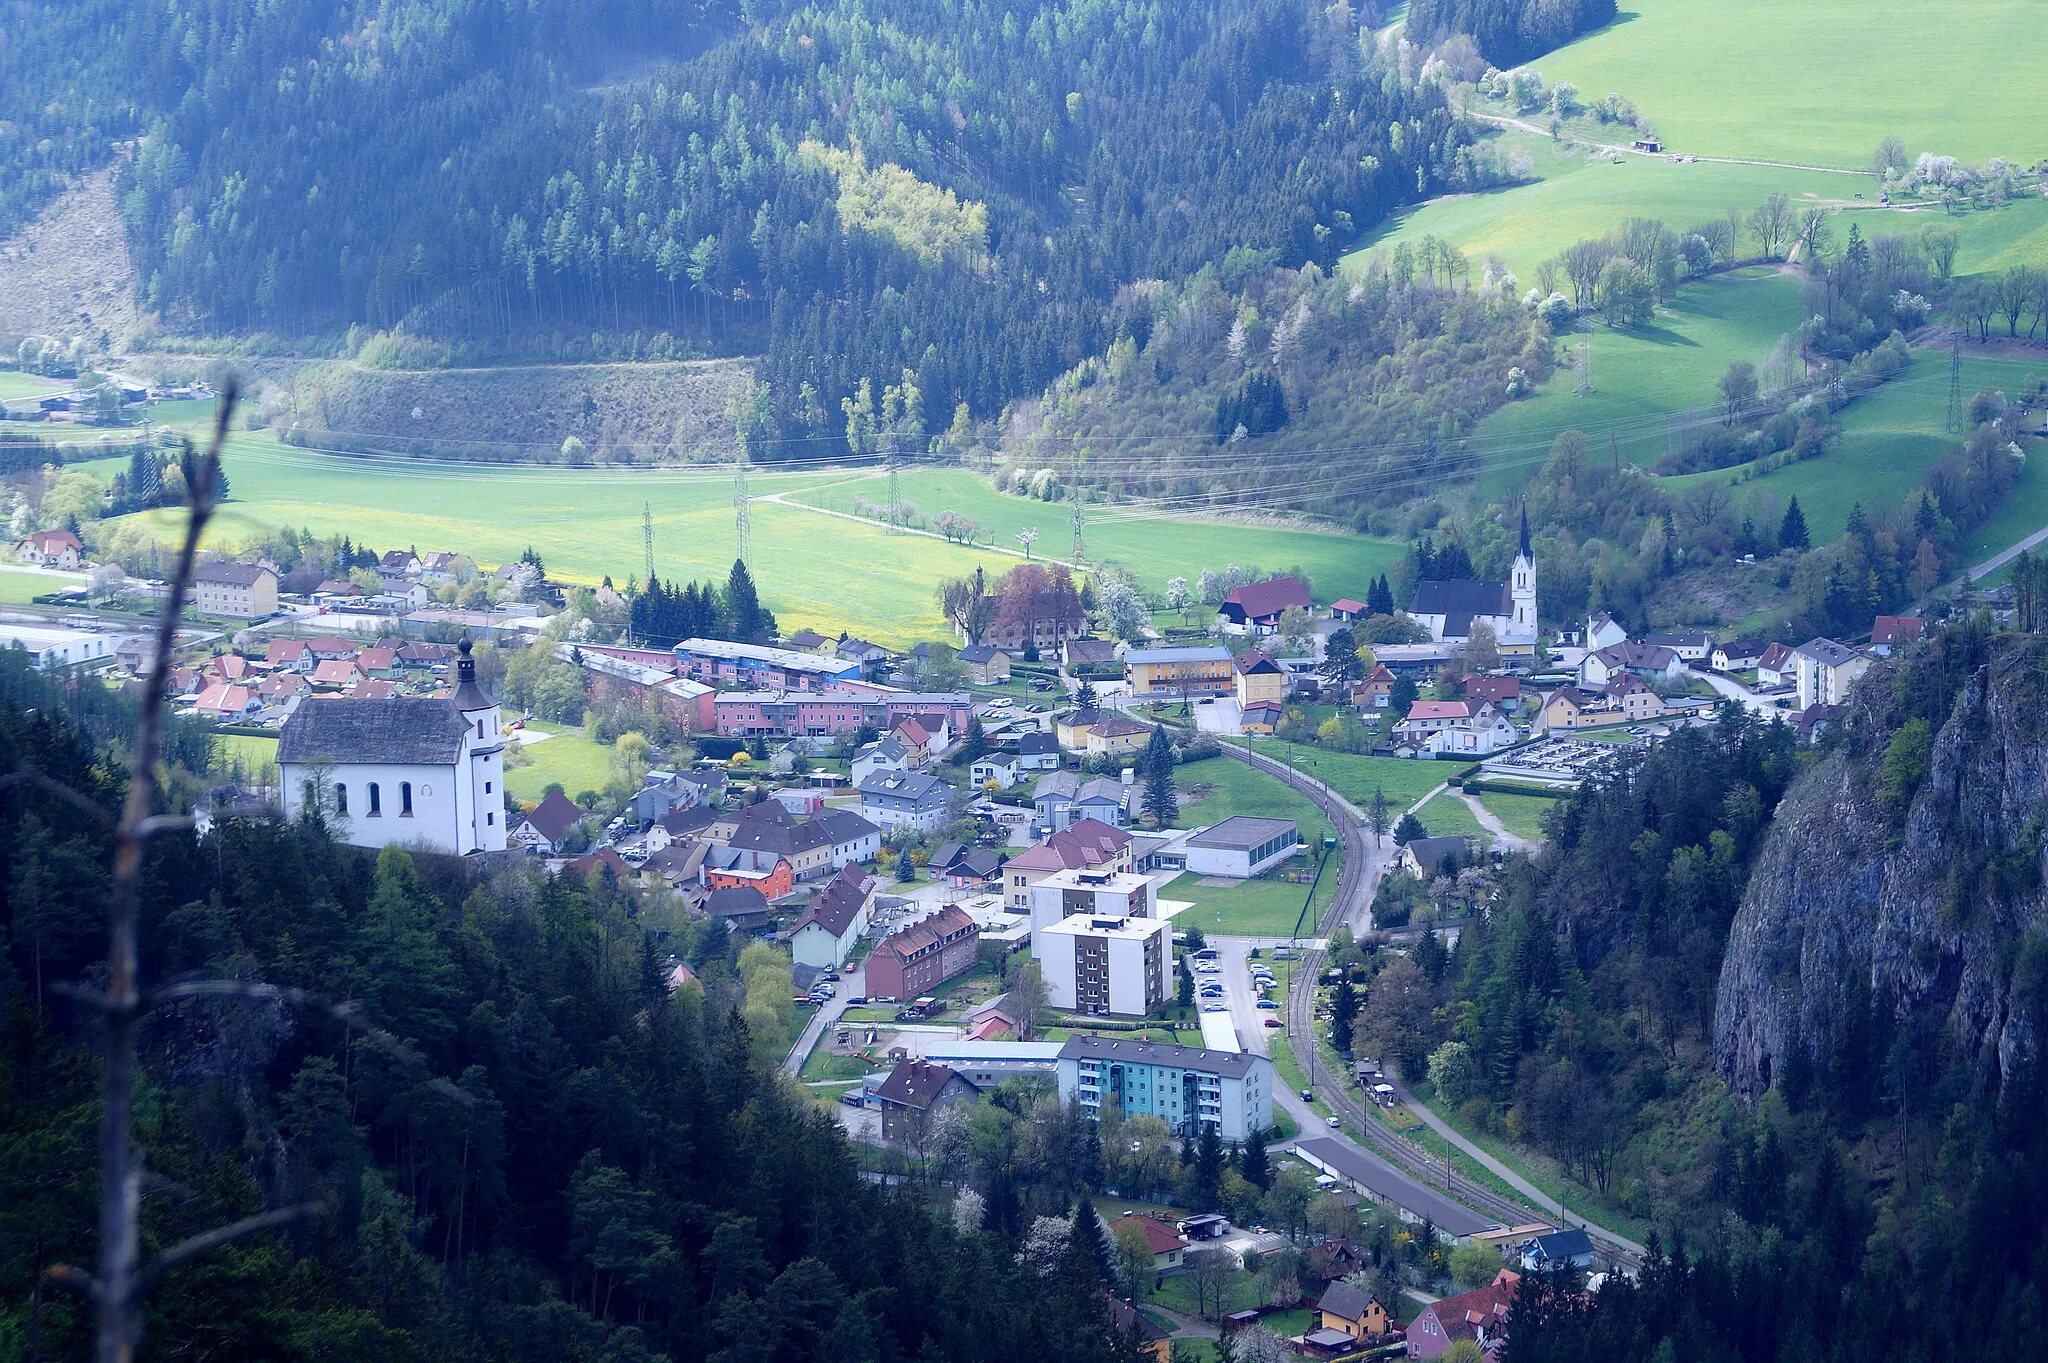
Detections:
[278, 697, 469, 766]
[1408, 579, 1510, 637]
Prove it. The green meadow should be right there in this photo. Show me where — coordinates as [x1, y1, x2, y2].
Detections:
[1532, 0, 2048, 167]
[504, 721, 617, 804]
[788, 467, 1407, 604]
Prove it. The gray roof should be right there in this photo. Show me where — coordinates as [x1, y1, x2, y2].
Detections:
[1293, 1136, 1496, 1237]
[959, 643, 1003, 664]
[1404, 835, 1467, 872]
[1187, 815, 1297, 850]
[1410, 579, 1512, 637]
[1795, 637, 1866, 667]
[1318, 1280, 1379, 1323]
[813, 809, 880, 842]
[277, 697, 467, 765]
[196, 561, 274, 586]
[1524, 1227, 1594, 1260]
[1016, 731, 1059, 754]
[1123, 646, 1232, 664]
[1056, 1033, 1260, 1079]
[859, 770, 952, 803]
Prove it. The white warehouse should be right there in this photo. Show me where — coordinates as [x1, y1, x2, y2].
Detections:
[1182, 816, 1300, 879]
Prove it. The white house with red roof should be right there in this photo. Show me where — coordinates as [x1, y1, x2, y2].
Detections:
[12, 529, 85, 569]
[1393, 699, 1517, 755]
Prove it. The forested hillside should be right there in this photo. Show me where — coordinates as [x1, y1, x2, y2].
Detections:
[6, 0, 1486, 457]
[1402, 0, 1617, 67]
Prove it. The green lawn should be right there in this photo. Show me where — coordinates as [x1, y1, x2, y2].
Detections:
[503, 721, 616, 803]
[0, 371, 67, 400]
[1174, 755, 1332, 831]
[798, 1048, 879, 1083]
[1659, 351, 2046, 542]
[1473, 791, 1558, 843]
[1532, 0, 2048, 166]
[1222, 745, 1452, 819]
[0, 566, 82, 603]
[788, 467, 1408, 605]
[1413, 791, 1487, 844]
[1163, 868, 1333, 938]
[1463, 270, 1808, 497]
[211, 732, 280, 780]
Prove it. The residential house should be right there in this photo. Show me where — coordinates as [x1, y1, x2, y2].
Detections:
[970, 752, 1021, 790]
[1406, 1271, 1520, 1360]
[1004, 819, 1134, 908]
[851, 737, 911, 788]
[310, 659, 364, 691]
[1604, 673, 1667, 723]
[1317, 1281, 1395, 1343]
[726, 801, 837, 881]
[864, 906, 981, 999]
[1240, 700, 1283, 735]
[1063, 637, 1119, 671]
[1329, 599, 1369, 621]
[1053, 708, 1098, 750]
[629, 768, 725, 826]
[959, 643, 1011, 684]
[354, 678, 398, 700]
[892, 713, 951, 763]
[1104, 1295, 1172, 1363]
[1216, 575, 1313, 634]
[1033, 771, 1129, 832]
[1015, 730, 1062, 771]
[1755, 642, 1797, 688]
[1125, 646, 1234, 698]
[1518, 1228, 1594, 1273]
[701, 846, 795, 900]
[192, 562, 279, 619]
[13, 528, 86, 569]
[513, 790, 585, 854]
[356, 646, 400, 679]
[276, 567, 325, 598]
[928, 843, 1003, 890]
[565, 847, 633, 882]
[835, 637, 891, 670]
[1711, 639, 1766, 672]
[259, 672, 310, 703]
[1795, 702, 1838, 744]
[1119, 1214, 1188, 1278]
[858, 769, 955, 832]
[703, 885, 772, 934]
[784, 629, 832, 653]
[646, 805, 718, 852]
[1400, 835, 1469, 880]
[1793, 638, 1873, 711]
[1234, 648, 1287, 708]
[1394, 699, 1518, 756]
[306, 636, 358, 661]
[1351, 664, 1398, 710]
[1460, 674, 1522, 713]
[789, 864, 877, 968]
[266, 640, 313, 671]
[191, 682, 260, 719]
[1584, 611, 1628, 651]
[1084, 714, 1152, 756]
[1536, 687, 1616, 732]
[1870, 615, 1924, 656]
[813, 808, 882, 869]
[208, 653, 254, 684]
[1579, 641, 1683, 689]
[1641, 631, 1712, 662]
[870, 1061, 982, 1148]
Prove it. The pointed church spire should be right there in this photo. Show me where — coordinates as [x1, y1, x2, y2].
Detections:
[1518, 501, 1532, 559]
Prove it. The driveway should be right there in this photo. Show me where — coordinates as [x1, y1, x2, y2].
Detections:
[1689, 665, 1791, 717]
[782, 957, 870, 1075]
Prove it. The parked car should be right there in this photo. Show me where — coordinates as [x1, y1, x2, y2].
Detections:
[1300, 1088, 1314, 1101]
[1256, 1000, 1279, 1010]
[1326, 1116, 1341, 1128]
[1264, 1018, 1284, 1028]
[1202, 1003, 1228, 1013]
[840, 1090, 864, 1106]
[846, 996, 868, 1006]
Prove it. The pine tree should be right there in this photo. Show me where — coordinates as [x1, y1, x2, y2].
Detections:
[1240, 1127, 1271, 1190]
[961, 714, 989, 761]
[1140, 726, 1178, 827]
[1330, 977, 1359, 1051]
[1192, 1122, 1225, 1212]
[1393, 812, 1427, 844]
[1075, 678, 1099, 710]
[1780, 497, 1810, 552]
[725, 558, 766, 642]
[896, 848, 915, 882]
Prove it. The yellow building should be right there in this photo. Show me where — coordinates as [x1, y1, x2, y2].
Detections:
[1233, 648, 1287, 707]
[1084, 715, 1152, 755]
[1124, 645, 1233, 698]
[1316, 1281, 1395, 1341]
[192, 562, 279, 620]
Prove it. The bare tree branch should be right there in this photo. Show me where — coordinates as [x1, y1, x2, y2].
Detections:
[137, 1204, 325, 1291]
[0, 766, 117, 829]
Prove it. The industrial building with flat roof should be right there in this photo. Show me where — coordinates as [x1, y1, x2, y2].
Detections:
[1183, 816, 1300, 878]
[0, 624, 116, 669]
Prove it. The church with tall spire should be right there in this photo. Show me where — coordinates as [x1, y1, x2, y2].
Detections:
[1405, 505, 1539, 657]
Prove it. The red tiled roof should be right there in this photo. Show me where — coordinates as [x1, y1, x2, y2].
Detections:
[1406, 700, 1472, 720]
[1461, 675, 1520, 701]
[1331, 598, 1367, 614]
[1123, 1214, 1187, 1255]
[1872, 615, 1924, 646]
[265, 640, 307, 665]
[1222, 574, 1312, 621]
[1414, 1271, 1520, 1349]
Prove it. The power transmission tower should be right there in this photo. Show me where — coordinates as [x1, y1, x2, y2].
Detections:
[1070, 489, 1085, 563]
[1946, 332, 1964, 434]
[886, 461, 901, 531]
[642, 501, 655, 585]
[733, 460, 751, 562]
[1574, 339, 1594, 395]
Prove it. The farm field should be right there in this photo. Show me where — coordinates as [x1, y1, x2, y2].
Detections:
[1468, 269, 1806, 496]
[1659, 351, 2047, 542]
[503, 720, 615, 805]
[787, 467, 1406, 604]
[1531, 0, 2048, 166]
[95, 437, 1019, 645]
[0, 372, 66, 400]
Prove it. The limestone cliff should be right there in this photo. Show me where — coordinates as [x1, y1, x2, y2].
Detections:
[1716, 635, 2048, 1099]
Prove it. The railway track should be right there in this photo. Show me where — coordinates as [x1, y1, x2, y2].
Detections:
[1236, 744, 1641, 1266]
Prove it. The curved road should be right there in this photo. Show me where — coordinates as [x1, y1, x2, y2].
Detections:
[1227, 742, 1646, 1266]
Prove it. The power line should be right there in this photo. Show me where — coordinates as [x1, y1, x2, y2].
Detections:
[733, 459, 751, 562]
[642, 500, 654, 584]
[1946, 331, 1963, 434]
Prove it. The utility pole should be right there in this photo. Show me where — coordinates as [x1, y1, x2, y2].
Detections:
[642, 501, 655, 585]
[733, 459, 751, 562]
[1946, 332, 1964, 434]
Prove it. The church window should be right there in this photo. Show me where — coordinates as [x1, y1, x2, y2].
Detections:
[400, 782, 413, 815]
[335, 783, 347, 814]
[367, 782, 381, 816]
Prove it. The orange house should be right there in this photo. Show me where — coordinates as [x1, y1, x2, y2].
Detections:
[703, 855, 793, 900]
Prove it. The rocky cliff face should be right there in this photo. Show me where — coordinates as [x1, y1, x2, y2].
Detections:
[1716, 637, 2048, 1099]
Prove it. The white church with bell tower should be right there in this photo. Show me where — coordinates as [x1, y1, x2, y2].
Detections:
[1405, 506, 1539, 658]
[278, 637, 509, 855]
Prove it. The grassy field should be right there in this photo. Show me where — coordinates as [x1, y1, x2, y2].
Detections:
[0, 566, 82, 602]
[1472, 269, 1808, 496]
[1223, 745, 1454, 818]
[503, 721, 616, 804]
[210, 732, 280, 780]
[1170, 756, 1343, 934]
[787, 467, 1406, 604]
[1473, 791, 1558, 843]
[1531, 0, 2048, 166]
[1162, 868, 1334, 938]
[1414, 790, 1487, 843]
[1659, 350, 2047, 541]
[0, 371, 66, 400]
[1174, 754, 1333, 832]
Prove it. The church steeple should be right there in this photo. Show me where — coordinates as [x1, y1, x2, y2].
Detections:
[1518, 501, 1532, 560]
